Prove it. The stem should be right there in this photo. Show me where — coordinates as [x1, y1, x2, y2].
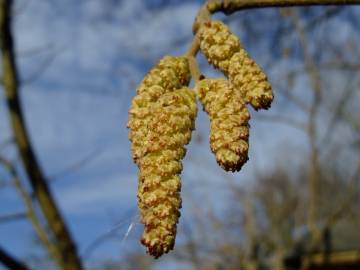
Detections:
[0, 1, 83, 270]
[214, 0, 360, 14]
[193, 0, 360, 34]
[186, 35, 202, 83]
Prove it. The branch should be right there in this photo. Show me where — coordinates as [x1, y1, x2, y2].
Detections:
[192, 0, 360, 43]
[0, 246, 30, 270]
[0, 2, 83, 270]
[211, 0, 360, 14]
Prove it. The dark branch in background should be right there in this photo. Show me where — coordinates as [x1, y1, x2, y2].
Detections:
[214, 0, 360, 14]
[0, 246, 30, 270]
[0, 1, 83, 270]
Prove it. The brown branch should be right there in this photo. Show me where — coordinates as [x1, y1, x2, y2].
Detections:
[192, 0, 360, 41]
[212, 0, 360, 14]
[0, 246, 30, 270]
[0, 1, 83, 270]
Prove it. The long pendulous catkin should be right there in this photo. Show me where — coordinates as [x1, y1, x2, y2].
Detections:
[197, 78, 250, 172]
[197, 20, 273, 110]
[128, 56, 196, 258]
[138, 88, 196, 257]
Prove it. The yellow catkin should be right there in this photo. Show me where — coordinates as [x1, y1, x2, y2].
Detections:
[128, 56, 196, 258]
[197, 20, 273, 110]
[196, 78, 250, 172]
[128, 56, 190, 163]
[138, 89, 196, 257]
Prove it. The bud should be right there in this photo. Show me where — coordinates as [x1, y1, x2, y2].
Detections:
[197, 78, 250, 172]
[197, 20, 273, 110]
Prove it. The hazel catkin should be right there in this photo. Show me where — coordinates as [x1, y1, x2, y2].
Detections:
[137, 88, 196, 258]
[196, 78, 250, 172]
[128, 56, 196, 257]
[197, 20, 273, 110]
[128, 56, 190, 163]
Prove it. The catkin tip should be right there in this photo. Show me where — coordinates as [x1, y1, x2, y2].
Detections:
[196, 78, 250, 172]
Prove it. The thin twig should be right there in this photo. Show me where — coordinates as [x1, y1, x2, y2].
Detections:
[192, 0, 360, 40]
[186, 35, 202, 83]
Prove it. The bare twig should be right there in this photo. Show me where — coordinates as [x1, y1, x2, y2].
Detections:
[215, 0, 360, 14]
[193, 0, 360, 34]
[186, 35, 202, 83]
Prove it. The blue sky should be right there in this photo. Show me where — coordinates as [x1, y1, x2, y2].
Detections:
[1, 0, 360, 269]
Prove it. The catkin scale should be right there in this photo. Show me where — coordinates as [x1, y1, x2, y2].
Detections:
[197, 20, 273, 110]
[197, 78, 250, 172]
[128, 56, 195, 258]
